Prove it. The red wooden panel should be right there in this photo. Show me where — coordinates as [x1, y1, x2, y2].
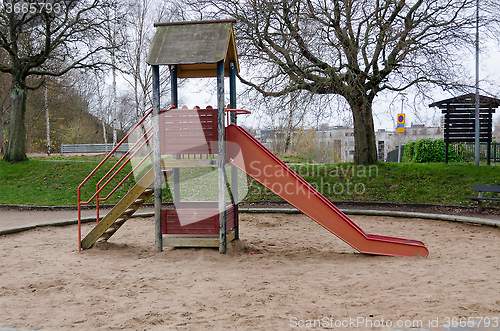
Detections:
[160, 107, 218, 155]
[161, 209, 219, 234]
[161, 204, 238, 235]
[226, 204, 236, 229]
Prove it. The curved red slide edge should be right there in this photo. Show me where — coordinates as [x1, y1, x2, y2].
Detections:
[226, 125, 429, 257]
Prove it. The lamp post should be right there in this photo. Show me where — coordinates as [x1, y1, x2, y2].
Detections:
[474, 0, 480, 166]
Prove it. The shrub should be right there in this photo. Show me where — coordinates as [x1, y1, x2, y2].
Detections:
[402, 141, 414, 162]
[403, 138, 464, 163]
[413, 138, 445, 162]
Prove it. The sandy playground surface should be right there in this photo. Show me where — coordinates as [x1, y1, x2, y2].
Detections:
[0, 213, 499, 330]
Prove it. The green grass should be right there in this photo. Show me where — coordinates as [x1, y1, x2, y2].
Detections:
[0, 158, 139, 206]
[244, 162, 500, 207]
[29, 155, 117, 162]
[1, 157, 499, 207]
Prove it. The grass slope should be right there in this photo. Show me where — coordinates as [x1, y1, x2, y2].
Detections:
[243, 162, 500, 206]
[0, 159, 137, 206]
[1, 157, 499, 207]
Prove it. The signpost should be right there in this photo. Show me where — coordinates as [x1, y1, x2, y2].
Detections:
[397, 113, 405, 163]
[397, 114, 405, 133]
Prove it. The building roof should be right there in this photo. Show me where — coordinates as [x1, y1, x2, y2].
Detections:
[429, 93, 500, 113]
[146, 19, 239, 78]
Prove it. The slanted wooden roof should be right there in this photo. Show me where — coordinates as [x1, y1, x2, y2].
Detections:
[146, 19, 239, 78]
[429, 93, 500, 113]
[429, 93, 498, 144]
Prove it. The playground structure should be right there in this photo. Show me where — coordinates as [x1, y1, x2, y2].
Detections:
[78, 19, 429, 257]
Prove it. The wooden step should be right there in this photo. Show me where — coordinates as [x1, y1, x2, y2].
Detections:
[114, 218, 127, 226]
[81, 167, 157, 250]
[123, 208, 136, 215]
[131, 198, 145, 206]
[109, 223, 121, 231]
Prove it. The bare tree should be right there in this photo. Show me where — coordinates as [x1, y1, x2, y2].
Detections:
[183, 0, 499, 164]
[120, 0, 177, 120]
[44, 83, 50, 155]
[0, 71, 10, 155]
[0, 0, 121, 162]
[122, 0, 153, 120]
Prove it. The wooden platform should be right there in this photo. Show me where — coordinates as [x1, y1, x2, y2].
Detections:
[163, 229, 236, 247]
[161, 203, 236, 235]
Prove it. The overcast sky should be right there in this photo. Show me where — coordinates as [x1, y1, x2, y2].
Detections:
[177, 36, 500, 132]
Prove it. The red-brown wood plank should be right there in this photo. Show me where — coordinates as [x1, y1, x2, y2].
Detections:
[161, 204, 237, 235]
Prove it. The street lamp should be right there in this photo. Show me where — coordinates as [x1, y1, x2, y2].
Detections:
[474, 0, 480, 166]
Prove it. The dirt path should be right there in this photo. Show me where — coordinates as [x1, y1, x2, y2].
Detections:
[0, 207, 154, 232]
[0, 213, 499, 330]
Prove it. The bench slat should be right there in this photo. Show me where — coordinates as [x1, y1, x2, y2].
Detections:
[472, 185, 500, 193]
[467, 197, 500, 201]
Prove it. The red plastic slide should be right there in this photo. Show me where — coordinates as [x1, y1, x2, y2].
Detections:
[226, 125, 429, 257]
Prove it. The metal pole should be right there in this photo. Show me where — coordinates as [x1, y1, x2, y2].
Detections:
[398, 134, 401, 163]
[152, 65, 162, 253]
[217, 61, 227, 254]
[171, 65, 180, 207]
[474, 0, 480, 166]
[398, 95, 404, 163]
[229, 62, 239, 240]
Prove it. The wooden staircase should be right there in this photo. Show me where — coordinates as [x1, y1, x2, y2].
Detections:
[81, 167, 160, 250]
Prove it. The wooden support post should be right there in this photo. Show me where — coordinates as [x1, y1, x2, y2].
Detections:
[487, 110, 492, 165]
[445, 108, 449, 164]
[170, 65, 181, 207]
[445, 142, 449, 164]
[229, 62, 239, 240]
[152, 65, 162, 253]
[217, 60, 227, 254]
[229, 63, 237, 125]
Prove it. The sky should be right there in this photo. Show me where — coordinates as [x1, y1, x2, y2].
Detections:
[178, 43, 500, 133]
[156, 21, 500, 134]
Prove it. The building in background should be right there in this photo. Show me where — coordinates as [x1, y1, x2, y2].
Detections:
[316, 126, 354, 163]
[385, 124, 443, 158]
[254, 123, 443, 163]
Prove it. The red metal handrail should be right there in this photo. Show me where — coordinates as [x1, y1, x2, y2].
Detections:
[95, 126, 154, 220]
[78, 105, 175, 251]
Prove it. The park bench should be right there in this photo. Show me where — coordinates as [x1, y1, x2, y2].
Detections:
[61, 143, 133, 154]
[467, 185, 500, 212]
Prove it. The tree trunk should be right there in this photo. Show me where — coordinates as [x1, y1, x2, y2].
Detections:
[45, 85, 51, 155]
[284, 132, 291, 153]
[349, 94, 378, 165]
[4, 84, 28, 162]
[0, 106, 4, 155]
[102, 119, 108, 153]
[112, 64, 117, 147]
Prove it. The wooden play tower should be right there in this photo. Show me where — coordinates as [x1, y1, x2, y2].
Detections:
[147, 19, 243, 253]
[78, 20, 430, 258]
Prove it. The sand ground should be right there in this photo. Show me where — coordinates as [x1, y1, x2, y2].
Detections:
[0, 213, 499, 330]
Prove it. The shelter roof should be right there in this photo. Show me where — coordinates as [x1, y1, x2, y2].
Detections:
[429, 93, 500, 113]
[146, 19, 239, 78]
